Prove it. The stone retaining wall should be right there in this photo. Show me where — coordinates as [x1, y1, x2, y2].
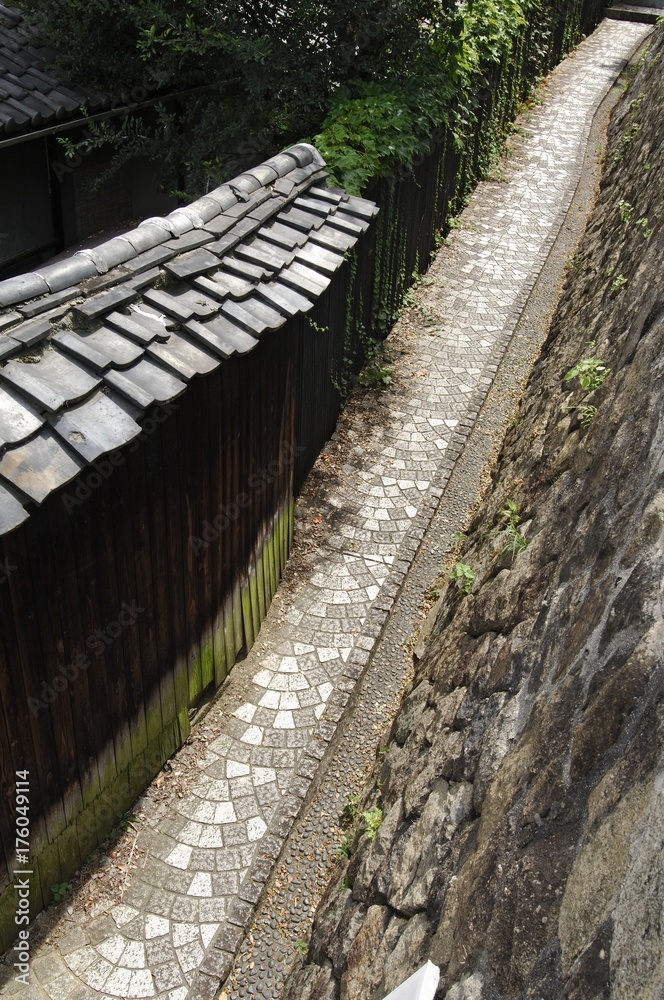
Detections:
[285, 26, 664, 1000]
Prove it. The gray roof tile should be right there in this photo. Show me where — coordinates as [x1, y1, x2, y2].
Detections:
[310, 224, 357, 253]
[0, 139, 377, 531]
[222, 257, 270, 283]
[257, 221, 309, 250]
[147, 331, 220, 380]
[327, 211, 366, 236]
[164, 209, 196, 237]
[0, 348, 100, 411]
[106, 309, 170, 345]
[185, 316, 258, 358]
[75, 284, 138, 321]
[163, 248, 221, 281]
[127, 265, 162, 292]
[343, 195, 380, 221]
[78, 266, 134, 296]
[10, 314, 52, 346]
[0, 336, 19, 361]
[0, 383, 43, 447]
[192, 272, 253, 302]
[273, 177, 296, 198]
[279, 261, 331, 298]
[107, 357, 186, 404]
[123, 245, 177, 273]
[163, 229, 214, 253]
[18, 287, 78, 319]
[230, 174, 262, 196]
[206, 231, 243, 256]
[168, 288, 219, 319]
[254, 281, 314, 318]
[78, 238, 136, 271]
[0, 272, 49, 307]
[0, 480, 28, 535]
[295, 244, 345, 276]
[185, 195, 226, 224]
[246, 163, 279, 186]
[293, 195, 333, 218]
[51, 329, 112, 372]
[204, 186, 238, 213]
[0, 310, 20, 332]
[287, 144, 325, 169]
[123, 224, 172, 255]
[36, 256, 99, 292]
[288, 165, 326, 185]
[263, 152, 299, 177]
[221, 298, 286, 336]
[309, 185, 345, 205]
[50, 389, 142, 462]
[246, 238, 294, 267]
[279, 206, 325, 233]
[143, 288, 195, 323]
[234, 243, 287, 273]
[247, 198, 286, 224]
[74, 326, 144, 368]
[0, 428, 84, 503]
[203, 214, 240, 237]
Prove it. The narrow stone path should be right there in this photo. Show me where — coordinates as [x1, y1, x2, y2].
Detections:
[0, 17, 651, 1000]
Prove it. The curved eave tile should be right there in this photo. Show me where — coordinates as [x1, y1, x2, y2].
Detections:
[0, 384, 44, 448]
[104, 358, 187, 409]
[0, 480, 28, 535]
[49, 389, 142, 463]
[0, 349, 100, 412]
[0, 428, 85, 504]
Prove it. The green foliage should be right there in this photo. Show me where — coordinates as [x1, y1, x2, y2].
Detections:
[636, 217, 653, 239]
[313, 0, 541, 192]
[565, 358, 611, 392]
[119, 813, 139, 832]
[450, 562, 475, 595]
[613, 123, 641, 163]
[610, 274, 628, 293]
[336, 833, 352, 858]
[359, 363, 393, 390]
[360, 806, 383, 842]
[295, 939, 309, 956]
[50, 882, 68, 902]
[494, 500, 528, 561]
[313, 84, 427, 195]
[19, 0, 589, 200]
[617, 199, 634, 225]
[342, 793, 361, 827]
[20, 0, 436, 196]
[577, 404, 597, 428]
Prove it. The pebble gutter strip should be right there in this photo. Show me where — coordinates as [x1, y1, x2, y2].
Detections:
[0, 17, 652, 1000]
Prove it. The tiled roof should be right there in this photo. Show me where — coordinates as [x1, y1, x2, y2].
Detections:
[0, 2, 110, 135]
[0, 142, 377, 535]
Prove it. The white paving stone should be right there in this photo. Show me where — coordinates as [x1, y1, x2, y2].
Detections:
[233, 703, 256, 723]
[247, 817, 268, 842]
[187, 873, 213, 897]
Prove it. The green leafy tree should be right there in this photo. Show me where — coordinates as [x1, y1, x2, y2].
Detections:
[18, 0, 441, 193]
